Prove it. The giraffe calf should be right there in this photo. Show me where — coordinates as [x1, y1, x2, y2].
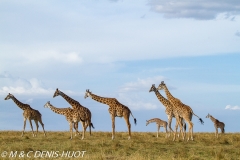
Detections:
[146, 118, 168, 138]
[206, 113, 225, 138]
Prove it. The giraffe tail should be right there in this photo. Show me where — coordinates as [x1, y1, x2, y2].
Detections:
[192, 112, 204, 124]
[130, 111, 137, 125]
[90, 123, 95, 129]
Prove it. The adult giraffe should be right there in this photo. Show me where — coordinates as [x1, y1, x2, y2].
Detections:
[84, 89, 136, 140]
[53, 88, 94, 139]
[4, 93, 46, 137]
[149, 84, 185, 140]
[157, 81, 204, 141]
[44, 101, 81, 139]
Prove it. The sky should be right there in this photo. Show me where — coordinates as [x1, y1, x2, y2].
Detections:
[0, 0, 240, 135]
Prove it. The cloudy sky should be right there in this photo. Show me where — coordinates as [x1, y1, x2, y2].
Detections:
[1, 0, 240, 135]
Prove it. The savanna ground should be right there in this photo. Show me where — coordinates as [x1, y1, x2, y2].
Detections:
[0, 131, 240, 160]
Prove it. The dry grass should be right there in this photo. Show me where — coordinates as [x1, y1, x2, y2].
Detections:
[0, 131, 240, 160]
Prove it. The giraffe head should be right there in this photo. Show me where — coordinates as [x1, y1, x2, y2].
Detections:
[206, 113, 211, 118]
[53, 88, 61, 98]
[84, 89, 92, 99]
[44, 101, 51, 108]
[4, 93, 14, 100]
[157, 81, 166, 91]
[146, 120, 150, 126]
[149, 84, 156, 92]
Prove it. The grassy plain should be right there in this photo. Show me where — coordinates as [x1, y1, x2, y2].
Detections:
[0, 131, 240, 160]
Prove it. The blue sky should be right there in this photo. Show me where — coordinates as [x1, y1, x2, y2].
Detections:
[0, 0, 240, 134]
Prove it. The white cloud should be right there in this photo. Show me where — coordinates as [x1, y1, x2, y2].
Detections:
[0, 72, 53, 96]
[117, 93, 158, 110]
[148, 0, 240, 20]
[225, 105, 240, 110]
[119, 76, 167, 93]
[126, 101, 158, 110]
[0, 72, 84, 98]
[0, 0, 240, 70]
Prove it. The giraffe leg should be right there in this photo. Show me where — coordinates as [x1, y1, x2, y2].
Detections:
[216, 127, 218, 138]
[175, 117, 184, 141]
[88, 119, 92, 136]
[69, 122, 73, 140]
[111, 115, 115, 140]
[173, 118, 179, 141]
[123, 113, 131, 140]
[34, 120, 39, 137]
[167, 115, 174, 137]
[22, 118, 27, 137]
[175, 122, 179, 138]
[81, 121, 86, 140]
[74, 122, 80, 136]
[165, 126, 168, 138]
[179, 118, 184, 138]
[83, 121, 88, 138]
[186, 121, 193, 141]
[157, 125, 160, 138]
[38, 119, 46, 137]
[83, 120, 90, 136]
[182, 120, 186, 138]
[29, 120, 35, 137]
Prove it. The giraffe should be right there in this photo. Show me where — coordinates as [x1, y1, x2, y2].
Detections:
[84, 89, 137, 140]
[149, 84, 186, 140]
[53, 88, 94, 140]
[44, 101, 81, 139]
[4, 93, 46, 137]
[157, 81, 204, 141]
[146, 118, 168, 138]
[206, 113, 225, 138]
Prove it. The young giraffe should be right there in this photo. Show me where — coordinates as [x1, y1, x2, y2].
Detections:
[44, 101, 81, 139]
[206, 113, 225, 138]
[53, 88, 94, 140]
[4, 93, 46, 137]
[149, 84, 185, 141]
[146, 118, 168, 138]
[84, 89, 137, 140]
[157, 81, 204, 141]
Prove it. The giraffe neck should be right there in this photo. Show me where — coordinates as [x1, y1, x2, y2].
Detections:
[48, 104, 70, 116]
[89, 93, 114, 105]
[153, 89, 172, 109]
[59, 91, 80, 109]
[147, 118, 158, 124]
[10, 96, 30, 110]
[209, 115, 217, 123]
[163, 85, 176, 103]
